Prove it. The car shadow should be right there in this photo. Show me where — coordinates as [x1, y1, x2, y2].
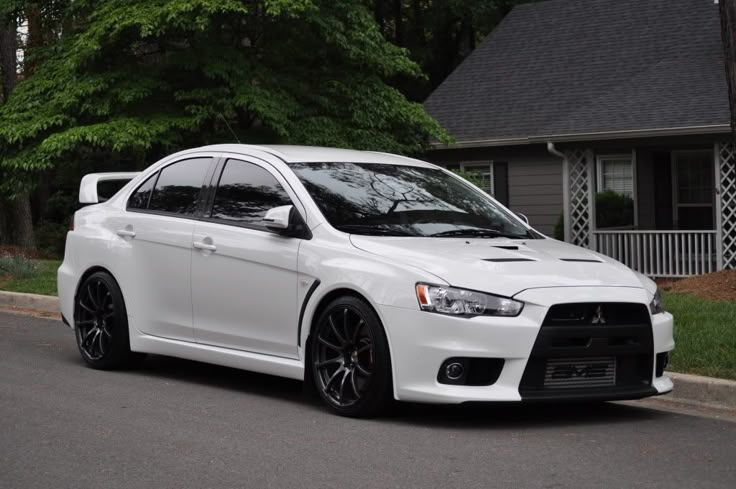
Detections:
[111, 353, 672, 429]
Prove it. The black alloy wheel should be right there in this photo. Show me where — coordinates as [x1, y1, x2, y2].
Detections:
[311, 296, 392, 417]
[74, 271, 144, 369]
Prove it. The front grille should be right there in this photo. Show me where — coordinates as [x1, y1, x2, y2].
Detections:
[520, 302, 655, 400]
[544, 357, 616, 389]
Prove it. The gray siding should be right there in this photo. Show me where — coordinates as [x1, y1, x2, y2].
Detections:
[427, 145, 563, 236]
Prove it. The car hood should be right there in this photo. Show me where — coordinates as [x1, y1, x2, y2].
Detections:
[349, 236, 644, 298]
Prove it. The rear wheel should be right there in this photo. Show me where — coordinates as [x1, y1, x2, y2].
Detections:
[74, 271, 144, 369]
[310, 296, 393, 417]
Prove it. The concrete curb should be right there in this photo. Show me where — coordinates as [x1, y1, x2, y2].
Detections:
[664, 371, 736, 411]
[0, 290, 735, 410]
[0, 290, 59, 314]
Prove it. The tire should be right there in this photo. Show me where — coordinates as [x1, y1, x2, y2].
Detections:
[310, 295, 393, 417]
[74, 271, 145, 370]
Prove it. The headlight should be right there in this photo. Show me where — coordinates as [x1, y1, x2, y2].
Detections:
[649, 289, 665, 315]
[415, 283, 523, 317]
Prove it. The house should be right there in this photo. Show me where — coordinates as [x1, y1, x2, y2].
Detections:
[424, 0, 735, 277]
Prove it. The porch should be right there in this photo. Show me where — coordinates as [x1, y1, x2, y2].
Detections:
[561, 141, 736, 277]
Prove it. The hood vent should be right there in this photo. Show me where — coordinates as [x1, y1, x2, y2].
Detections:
[559, 258, 602, 263]
[484, 258, 535, 263]
[492, 245, 519, 250]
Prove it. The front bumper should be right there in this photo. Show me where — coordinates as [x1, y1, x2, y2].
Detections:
[378, 286, 674, 404]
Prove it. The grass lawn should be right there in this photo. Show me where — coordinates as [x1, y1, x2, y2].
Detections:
[0, 259, 61, 296]
[664, 292, 736, 380]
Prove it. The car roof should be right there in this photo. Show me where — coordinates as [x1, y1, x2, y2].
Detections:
[193, 144, 436, 168]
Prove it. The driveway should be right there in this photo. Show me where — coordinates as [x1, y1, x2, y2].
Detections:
[1, 311, 734, 489]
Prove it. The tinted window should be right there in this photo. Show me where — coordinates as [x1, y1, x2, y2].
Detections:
[289, 162, 536, 239]
[127, 172, 158, 209]
[148, 158, 211, 215]
[211, 159, 292, 226]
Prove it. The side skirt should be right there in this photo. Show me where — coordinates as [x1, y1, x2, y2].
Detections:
[131, 333, 305, 381]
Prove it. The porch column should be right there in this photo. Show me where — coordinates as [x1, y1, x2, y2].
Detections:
[717, 141, 736, 270]
[563, 148, 595, 248]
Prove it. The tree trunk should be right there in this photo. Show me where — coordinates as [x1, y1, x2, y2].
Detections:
[11, 193, 36, 251]
[720, 0, 736, 140]
[0, 15, 17, 102]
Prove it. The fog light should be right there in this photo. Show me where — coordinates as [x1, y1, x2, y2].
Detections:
[445, 362, 465, 380]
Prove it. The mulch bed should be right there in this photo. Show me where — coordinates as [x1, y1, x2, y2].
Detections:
[659, 270, 736, 302]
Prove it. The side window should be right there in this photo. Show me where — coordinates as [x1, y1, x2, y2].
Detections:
[148, 158, 211, 215]
[210, 159, 293, 227]
[127, 172, 158, 210]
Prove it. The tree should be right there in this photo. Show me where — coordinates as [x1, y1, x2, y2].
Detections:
[720, 0, 736, 141]
[372, 0, 536, 101]
[0, 0, 447, 175]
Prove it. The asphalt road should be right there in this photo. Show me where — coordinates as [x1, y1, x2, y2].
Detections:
[1, 311, 735, 489]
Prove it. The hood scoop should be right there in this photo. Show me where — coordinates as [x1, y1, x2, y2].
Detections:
[483, 258, 535, 263]
[492, 245, 519, 250]
[560, 258, 603, 263]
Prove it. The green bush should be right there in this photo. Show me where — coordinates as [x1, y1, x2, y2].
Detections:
[0, 255, 36, 278]
[34, 221, 69, 259]
[553, 212, 564, 240]
[596, 191, 634, 228]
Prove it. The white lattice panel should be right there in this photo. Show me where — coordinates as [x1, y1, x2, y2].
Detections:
[566, 149, 591, 248]
[720, 141, 736, 270]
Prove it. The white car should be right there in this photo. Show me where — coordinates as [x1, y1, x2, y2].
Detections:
[58, 144, 674, 417]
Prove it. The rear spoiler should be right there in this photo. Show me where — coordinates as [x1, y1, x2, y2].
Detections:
[79, 172, 140, 204]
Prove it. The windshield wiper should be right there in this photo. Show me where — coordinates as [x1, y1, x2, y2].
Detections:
[429, 229, 529, 239]
[336, 224, 416, 237]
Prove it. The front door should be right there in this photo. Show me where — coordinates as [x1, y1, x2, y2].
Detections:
[672, 150, 714, 230]
[191, 157, 304, 358]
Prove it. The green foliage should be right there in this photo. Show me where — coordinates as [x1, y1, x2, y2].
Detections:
[553, 212, 564, 240]
[34, 220, 68, 258]
[450, 168, 485, 190]
[0, 255, 35, 278]
[0, 0, 449, 197]
[595, 191, 635, 228]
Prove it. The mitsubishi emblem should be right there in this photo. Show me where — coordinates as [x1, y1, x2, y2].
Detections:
[591, 305, 606, 324]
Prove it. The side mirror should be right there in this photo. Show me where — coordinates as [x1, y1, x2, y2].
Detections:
[515, 212, 529, 225]
[263, 205, 311, 239]
[263, 205, 293, 230]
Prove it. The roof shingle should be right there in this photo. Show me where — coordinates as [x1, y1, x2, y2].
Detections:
[424, 0, 729, 143]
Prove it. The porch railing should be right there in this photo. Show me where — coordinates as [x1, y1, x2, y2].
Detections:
[592, 230, 718, 277]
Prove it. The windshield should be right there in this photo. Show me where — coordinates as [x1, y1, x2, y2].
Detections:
[289, 162, 537, 239]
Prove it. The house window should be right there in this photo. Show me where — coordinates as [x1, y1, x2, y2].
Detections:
[459, 162, 494, 195]
[672, 150, 714, 230]
[597, 155, 634, 197]
[595, 153, 636, 229]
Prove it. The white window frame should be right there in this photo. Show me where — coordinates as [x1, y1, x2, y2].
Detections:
[459, 161, 494, 195]
[595, 151, 638, 228]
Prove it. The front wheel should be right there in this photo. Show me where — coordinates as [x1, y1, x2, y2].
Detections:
[310, 296, 393, 417]
[74, 271, 144, 369]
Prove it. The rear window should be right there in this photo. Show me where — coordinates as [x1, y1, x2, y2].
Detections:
[145, 158, 211, 215]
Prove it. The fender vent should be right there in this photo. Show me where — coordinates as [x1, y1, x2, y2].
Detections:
[483, 258, 534, 263]
[559, 258, 602, 263]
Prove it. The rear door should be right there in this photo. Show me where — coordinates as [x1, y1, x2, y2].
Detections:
[120, 156, 216, 342]
[191, 157, 304, 358]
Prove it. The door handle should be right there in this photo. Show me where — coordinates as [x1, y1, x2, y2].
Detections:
[116, 229, 136, 238]
[193, 241, 217, 252]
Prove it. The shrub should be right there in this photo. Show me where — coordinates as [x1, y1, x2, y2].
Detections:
[596, 191, 634, 228]
[34, 221, 69, 259]
[0, 255, 36, 278]
[553, 212, 564, 240]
